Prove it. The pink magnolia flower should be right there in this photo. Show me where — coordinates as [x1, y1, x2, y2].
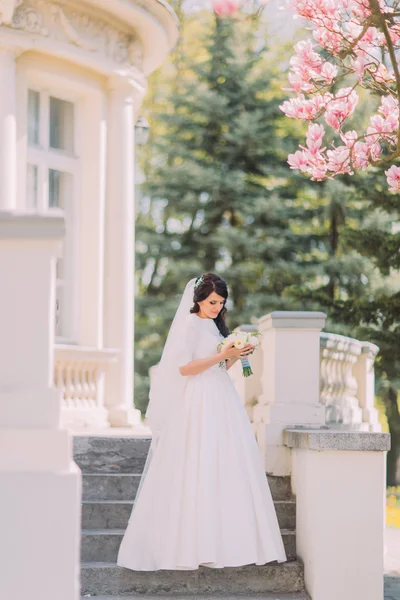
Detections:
[325, 110, 341, 131]
[379, 95, 398, 118]
[308, 161, 328, 181]
[290, 40, 323, 72]
[306, 123, 325, 154]
[326, 146, 351, 174]
[279, 96, 320, 120]
[211, 0, 241, 16]
[288, 150, 310, 171]
[385, 165, 400, 192]
[340, 130, 358, 148]
[324, 87, 358, 131]
[369, 114, 386, 134]
[283, 0, 400, 190]
[351, 56, 368, 81]
[389, 23, 400, 44]
[318, 62, 338, 84]
[288, 70, 313, 93]
[373, 63, 396, 83]
[352, 142, 370, 170]
[313, 27, 343, 53]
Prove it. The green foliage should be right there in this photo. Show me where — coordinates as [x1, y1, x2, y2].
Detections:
[134, 12, 373, 415]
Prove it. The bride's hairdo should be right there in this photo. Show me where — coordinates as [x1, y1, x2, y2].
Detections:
[190, 273, 230, 338]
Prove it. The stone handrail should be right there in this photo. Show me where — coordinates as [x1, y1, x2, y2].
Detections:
[320, 332, 380, 431]
[229, 321, 381, 433]
[55, 345, 118, 428]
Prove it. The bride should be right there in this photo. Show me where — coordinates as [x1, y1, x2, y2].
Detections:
[117, 272, 287, 571]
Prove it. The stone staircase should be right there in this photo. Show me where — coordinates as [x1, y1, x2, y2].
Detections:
[74, 436, 310, 599]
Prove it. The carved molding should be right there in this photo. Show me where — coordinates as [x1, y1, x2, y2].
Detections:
[0, 0, 23, 25]
[2, 0, 145, 72]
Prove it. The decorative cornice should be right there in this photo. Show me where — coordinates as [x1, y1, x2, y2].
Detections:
[2, 0, 145, 72]
[0, 0, 23, 25]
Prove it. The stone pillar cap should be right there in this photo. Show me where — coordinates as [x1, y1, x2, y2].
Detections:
[0, 210, 65, 240]
[283, 427, 391, 451]
[258, 311, 327, 330]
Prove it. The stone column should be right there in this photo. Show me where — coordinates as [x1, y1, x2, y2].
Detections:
[284, 428, 389, 600]
[0, 46, 17, 209]
[0, 212, 81, 600]
[256, 311, 327, 475]
[354, 342, 382, 432]
[104, 75, 143, 426]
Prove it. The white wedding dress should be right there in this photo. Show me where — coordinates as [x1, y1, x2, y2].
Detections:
[117, 312, 287, 571]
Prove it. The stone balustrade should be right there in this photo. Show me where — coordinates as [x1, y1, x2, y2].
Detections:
[55, 345, 118, 428]
[320, 332, 380, 431]
[230, 320, 382, 435]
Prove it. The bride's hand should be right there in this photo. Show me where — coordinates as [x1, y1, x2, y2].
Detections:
[220, 343, 254, 361]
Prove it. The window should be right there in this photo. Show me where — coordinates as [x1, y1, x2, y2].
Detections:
[49, 97, 74, 152]
[26, 87, 79, 341]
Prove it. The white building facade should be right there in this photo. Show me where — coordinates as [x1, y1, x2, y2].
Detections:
[0, 0, 179, 428]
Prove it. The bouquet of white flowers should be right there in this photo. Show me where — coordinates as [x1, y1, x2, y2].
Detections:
[217, 330, 261, 377]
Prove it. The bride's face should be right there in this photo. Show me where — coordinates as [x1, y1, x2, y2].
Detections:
[198, 292, 226, 319]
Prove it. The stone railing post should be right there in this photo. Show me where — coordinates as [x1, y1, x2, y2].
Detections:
[284, 428, 390, 600]
[256, 311, 327, 475]
[0, 212, 81, 600]
[353, 342, 381, 432]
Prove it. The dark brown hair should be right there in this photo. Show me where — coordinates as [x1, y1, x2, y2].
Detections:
[190, 272, 230, 337]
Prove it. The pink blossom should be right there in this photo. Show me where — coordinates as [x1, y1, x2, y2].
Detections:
[379, 95, 398, 118]
[283, 0, 400, 190]
[370, 142, 382, 160]
[319, 62, 338, 84]
[308, 161, 328, 181]
[351, 55, 369, 80]
[385, 165, 400, 192]
[211, 0, 240, 16]
[326, 146, 351, 174]
[384, 114, 399, 136]
[288, 71, 313, 93]
[369, 114, 386, 134]
[352, 142, 370, 169]
[288, 150, 310, 171]
[279, 96, 321, 120]
[325, 110, 341, 131]
[340, 130, 358, 147]
[306, 123, 325, 154]
[313, 27, 343, 53]
[290, 40, 323, 81]
[388, 23, 400, 44]
[324, 88, 358, 131]
[373, 64, 396, 83]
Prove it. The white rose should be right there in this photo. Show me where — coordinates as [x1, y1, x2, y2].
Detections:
[233, 332, 248, 349]
[249, 335, 260, 347]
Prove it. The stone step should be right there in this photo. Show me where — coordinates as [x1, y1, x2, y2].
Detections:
[74, 436, 150, 475]
[81, 561, 305, 596]
[74, 438, 293, 500]
[82, 594, 311, 600]
[81, 529, 296, 564]
[82, 474, 141, 502]
[82, 473, 293, 503]
[82, 499, 296, 531]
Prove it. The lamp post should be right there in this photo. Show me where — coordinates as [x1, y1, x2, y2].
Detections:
[135, 116, 150, 146]
[134, 116, 150, 213]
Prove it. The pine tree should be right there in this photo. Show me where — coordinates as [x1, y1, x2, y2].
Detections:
[330, 167, 400, 485]
[134, 12, 372, 414]
[135, 14, 309, 411]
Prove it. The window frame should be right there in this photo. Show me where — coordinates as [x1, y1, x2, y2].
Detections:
[23, 78, 82, 344]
